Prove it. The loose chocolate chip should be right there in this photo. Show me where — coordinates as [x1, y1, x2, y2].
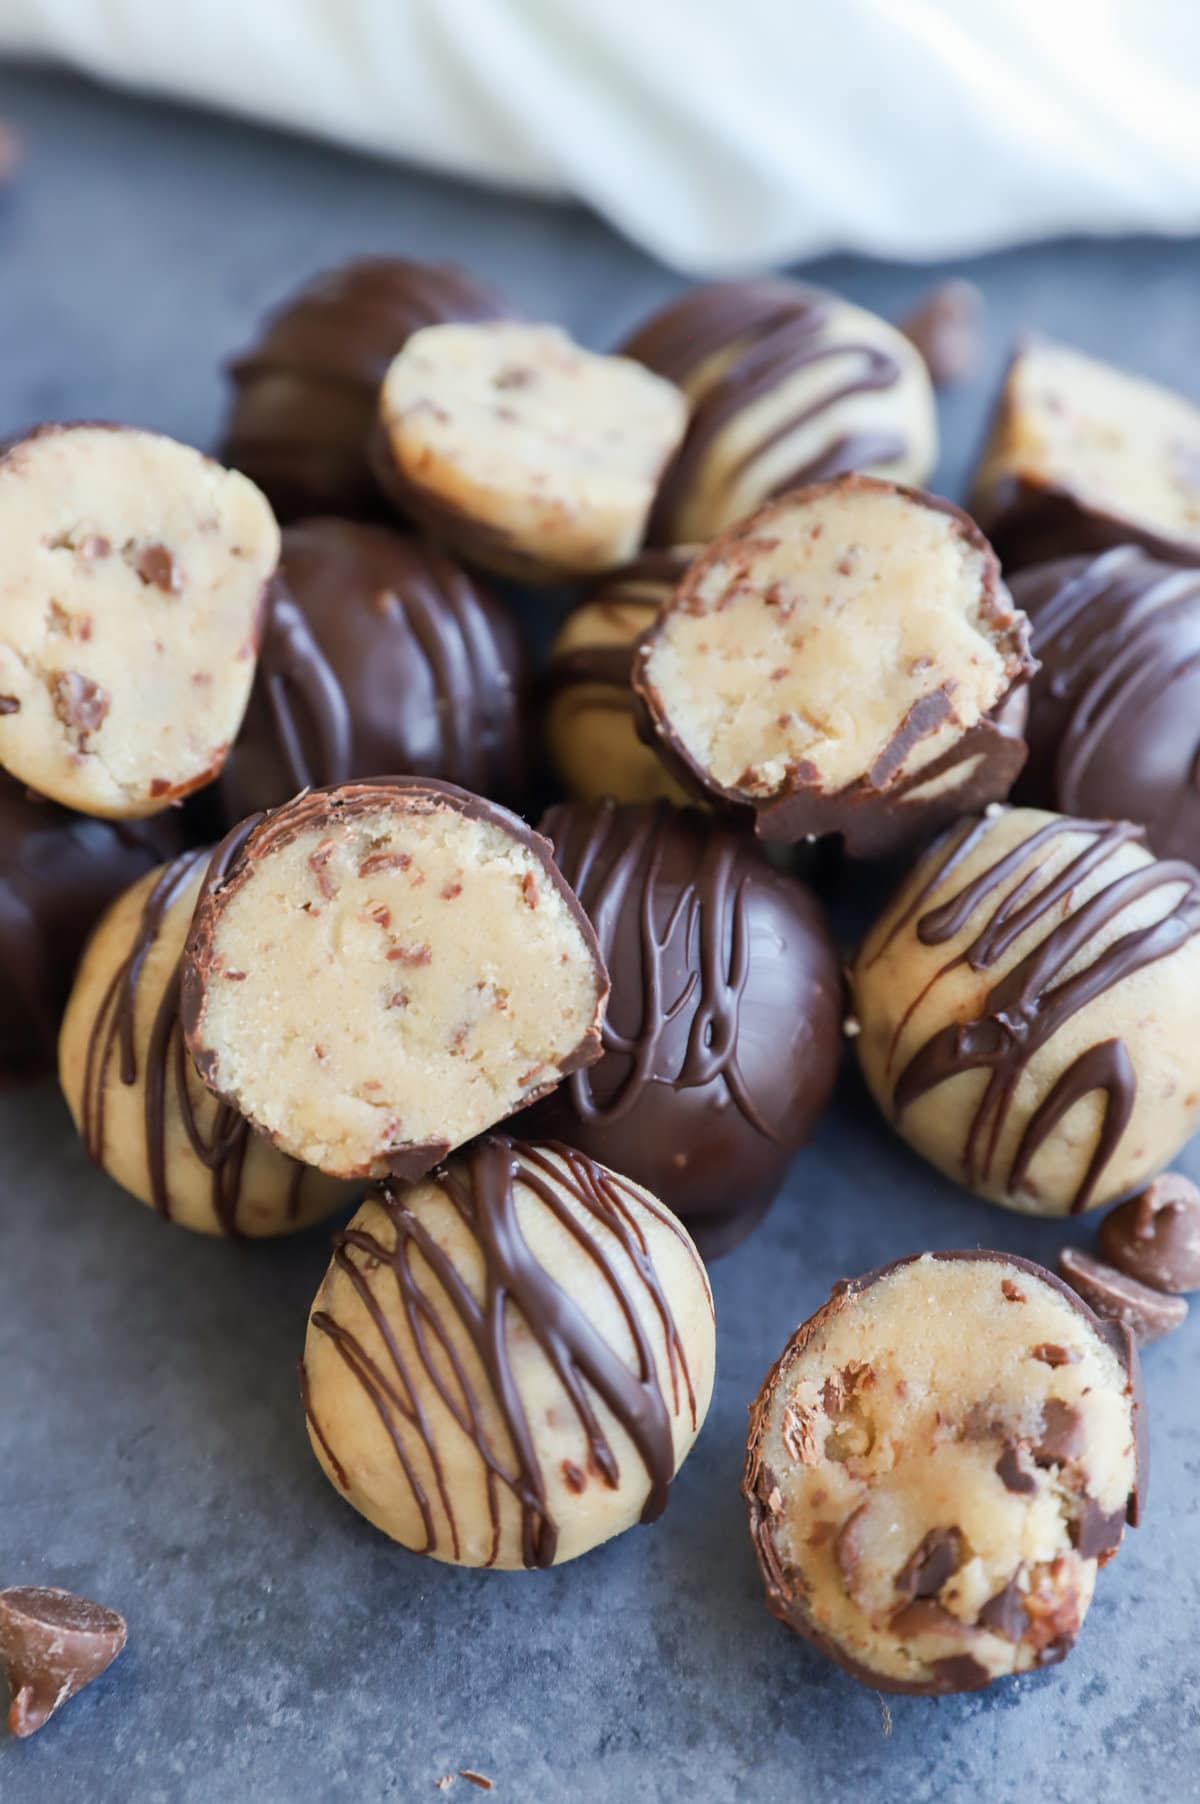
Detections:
[895, 1526, 964, 1601]
[0, 1586, 127, 1737]
[1097, 1173, 1200, 1295]
[995, 1444, 1037, 1494]
[1033, 1399, 1085, 1466]
[1059, 1245, 1189, 1346]
[899, 280, 984, 388]
[977, 1571, 1027, 1642]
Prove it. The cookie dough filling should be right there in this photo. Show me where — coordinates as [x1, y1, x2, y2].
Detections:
[301, 1137, 716, 1568]
[971, 337, 1200, 568]
[743, 1252, 1143, 1694]
[0, 424, 279, 817]
[182, 779, 608, 1179]
[378, 322, 688, 579]
[633, 475, 1032, 851]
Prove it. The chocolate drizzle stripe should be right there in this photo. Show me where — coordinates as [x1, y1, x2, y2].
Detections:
[308, 1138, 695, 1568]
[887, 816, 1200, 1210]
[260, 593, 353, 794]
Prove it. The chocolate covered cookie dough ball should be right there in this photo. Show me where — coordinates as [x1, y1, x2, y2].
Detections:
[0, 425, 278, 817]
[545, 547, 696, 805]
[632, 476, 1033, 856]
[853, 807, 1200, 1215]
[743, 1251, 1144, 1694]
[182, 779, 608, 1180]
[524, 800, 843, 1257]
[971, 338, 1200, 570]
[302, 1136, 715, 1567]
[1012, 547, 1200, 864]
[0, 777, 183, 1084]
[619, 279, 937, 545]
[377, 323, 687, 580]
[220, 519, 529, 821]
[59, 851, 351, 1236]
[223, 258, 510, 521]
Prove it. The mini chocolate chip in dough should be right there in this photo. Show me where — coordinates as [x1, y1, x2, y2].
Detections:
[301, 1137, 715, 1568]
[743, 1251, 1143, 1694]
[59, 852, 354, 1237]
[0, 1586, 127, 1737]
[182, 779, 609, 1180]
[0, 424, 279, 818]
[632, 475, 1033, 857]
[1059, 1246, 1188, 1346]
[1098, 1172, 1200, 1294]
[970, 337, 1200, 570]
[377, 322, 687, 581]
[852, 807, 1200, 1215]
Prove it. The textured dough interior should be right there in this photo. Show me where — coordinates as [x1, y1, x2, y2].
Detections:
[756, 1257, 1135, 1686]
[380, 323, 687, 570]
[977, 340, 1200, 540]
[645, 486, 1015, 797]
[197, 806, 602, 1176]
[0, 427, 278, 815]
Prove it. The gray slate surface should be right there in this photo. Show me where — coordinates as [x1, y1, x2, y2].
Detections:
[1, 62, 1199, 1804]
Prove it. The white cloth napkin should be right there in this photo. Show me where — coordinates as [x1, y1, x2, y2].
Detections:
[4, 0, 1199, 272]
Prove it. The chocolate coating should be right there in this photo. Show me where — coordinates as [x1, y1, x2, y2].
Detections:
[0, 777, 183, 1083]
[521, 800, 844, 1257]
[219, 519, 529, 821]
[222, 259, 510, 520]
[1097, 1173, 1200, 1294]
[1058, 1246, 1188, 1346]
[1013, 547, 1200, 863]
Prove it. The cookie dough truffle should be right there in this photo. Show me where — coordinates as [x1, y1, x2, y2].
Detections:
[524, 800, 843, 1257]
[59, 851, 351, 1236]
[743, 1251, 1144, 1694]
[545, 548, 696, 805]
[182, 779, 608, 1180]
[619, 279, 937, 544]
[632, 476, 1033, 856]
[302, 1136, 715, 1567]
[0, 777, 182, 1084]
[971, 338, 1200, 569]
[220, 519, 529, 822]
[222, 257, 510, 520]
[1012, 547, 1200, 863]
[0, 425, 278, 817]
[377, 323, 688, 580]
[0, 1586, 127, 1737]
[852, 807, 1200, 1215]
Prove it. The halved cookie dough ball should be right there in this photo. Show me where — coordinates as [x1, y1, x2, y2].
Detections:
[182, 779, 608, 1180]
[852, 807, 1200, 1215]
[222, 257, 511, 521]
[971, 337, 1200, 570]
[545, 547, 696, 805]
[59, 852, 351, 1236]
[523, 800, 843, 1258]
[632, 476, 1034, 856]
[377, 323, 688, 581]
[0, 425, 279, 818]
[743, 1251, 1144, 1694]
[302, 1136, 715, 1567]
[0, 775, 184, 1084]
[220, 519, 529, 823]
[619, 279, 937, 545]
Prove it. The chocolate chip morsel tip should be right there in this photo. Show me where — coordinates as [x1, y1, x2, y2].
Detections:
[631, 474, 1034, 858]
[1059, 1246, 1188, 1347]
[181, 778, 608, 1181]
[1097, 1172, 1200, 1294]
[743, 1250, 1144, 1696]
[0, 1586, 127, 1737]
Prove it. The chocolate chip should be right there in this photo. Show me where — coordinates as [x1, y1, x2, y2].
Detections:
[977, 1571, 1027, 1642]
[1097, 1173, 1200, 1294]
[995, 1444, 1037, 1494]
[0, 694, 19, 714]
[1000, 1278, 1026, 1303]
[890, 1598, 974, 1639]
[895, 1526, 964, 1601]
[1030, 1343, 1078, 1368]
[133, 541, 182, 594]
[1059, 1245, 1189, 1346]
[0, 1586, 127, 1737]
[898, 280, 984, 388]
[1070, 1494, 1127, 1563]
[50, 670, 110, 748]
[1033, 1399, 1086, 1466]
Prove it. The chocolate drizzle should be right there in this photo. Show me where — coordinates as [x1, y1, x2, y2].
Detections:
[80, 834, 303, 1235]
[306, 1137, 697, 1568]
[620, 281, 913, 542]
[884, 814, 1200, 1211]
